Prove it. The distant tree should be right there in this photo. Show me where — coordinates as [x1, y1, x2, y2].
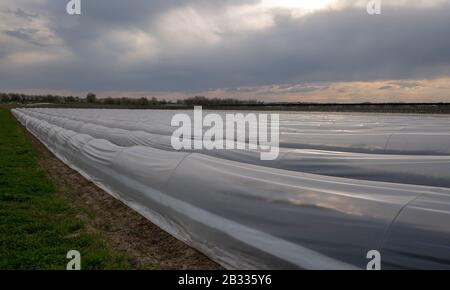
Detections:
[104, 97, 114, 105]
[138, 97, 149, 106]
[86, 93, 97, 103]
[119, 97, 129, 105]
[181, 96, 262, 106]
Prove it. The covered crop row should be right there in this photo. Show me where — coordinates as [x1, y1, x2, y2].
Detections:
[14, 108, 450, 188]
[12, 108, 450, 269]
[20, 108, 450, 155]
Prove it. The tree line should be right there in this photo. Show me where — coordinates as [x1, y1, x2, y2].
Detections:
[4, 92, 448, 113]
[0, 92, 261, 106]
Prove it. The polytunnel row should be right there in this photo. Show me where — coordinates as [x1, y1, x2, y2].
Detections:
[13, 108, 450, 188]
[17, 108, 450, 155]
[12, 109, 450, 269]
[14, 108, 263, 151]
[27, 107, 450, 133]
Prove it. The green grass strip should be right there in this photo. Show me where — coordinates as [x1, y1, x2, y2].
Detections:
[0, 107, 133, 269]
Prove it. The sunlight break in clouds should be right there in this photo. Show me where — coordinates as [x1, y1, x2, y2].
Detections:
[261, 0, 338, 12]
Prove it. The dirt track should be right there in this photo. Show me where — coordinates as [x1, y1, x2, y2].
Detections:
[18, 120, 222, 270]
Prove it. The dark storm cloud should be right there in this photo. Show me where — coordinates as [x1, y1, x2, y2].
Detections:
[125, 4, 450, 91]
[0, 0, 449, 93]
[3, 28, 46, 47]
[209, 6, 450, 86]
[12, 8, 38, 20]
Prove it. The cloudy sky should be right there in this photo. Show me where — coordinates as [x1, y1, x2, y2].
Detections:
[1, 0, 449, 102]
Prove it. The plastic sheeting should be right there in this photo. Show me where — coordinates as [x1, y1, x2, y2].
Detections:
[20, 108, 450, 154]
[14, 108, 450, 188]
[11, 108, 450, 269]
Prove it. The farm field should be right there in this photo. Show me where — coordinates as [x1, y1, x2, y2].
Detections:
[0, 107, 218, 270]
[11, 108, 450, 270]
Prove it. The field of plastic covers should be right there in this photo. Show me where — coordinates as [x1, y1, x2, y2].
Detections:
[12, 108, 450, 269]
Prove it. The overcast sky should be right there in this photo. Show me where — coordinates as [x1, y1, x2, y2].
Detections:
[1, 0, 449, 102]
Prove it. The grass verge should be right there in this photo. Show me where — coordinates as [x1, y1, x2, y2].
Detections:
[0, 107, 134, 269]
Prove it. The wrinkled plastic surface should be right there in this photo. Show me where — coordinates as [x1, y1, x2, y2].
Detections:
[12, 108, 450, 269]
